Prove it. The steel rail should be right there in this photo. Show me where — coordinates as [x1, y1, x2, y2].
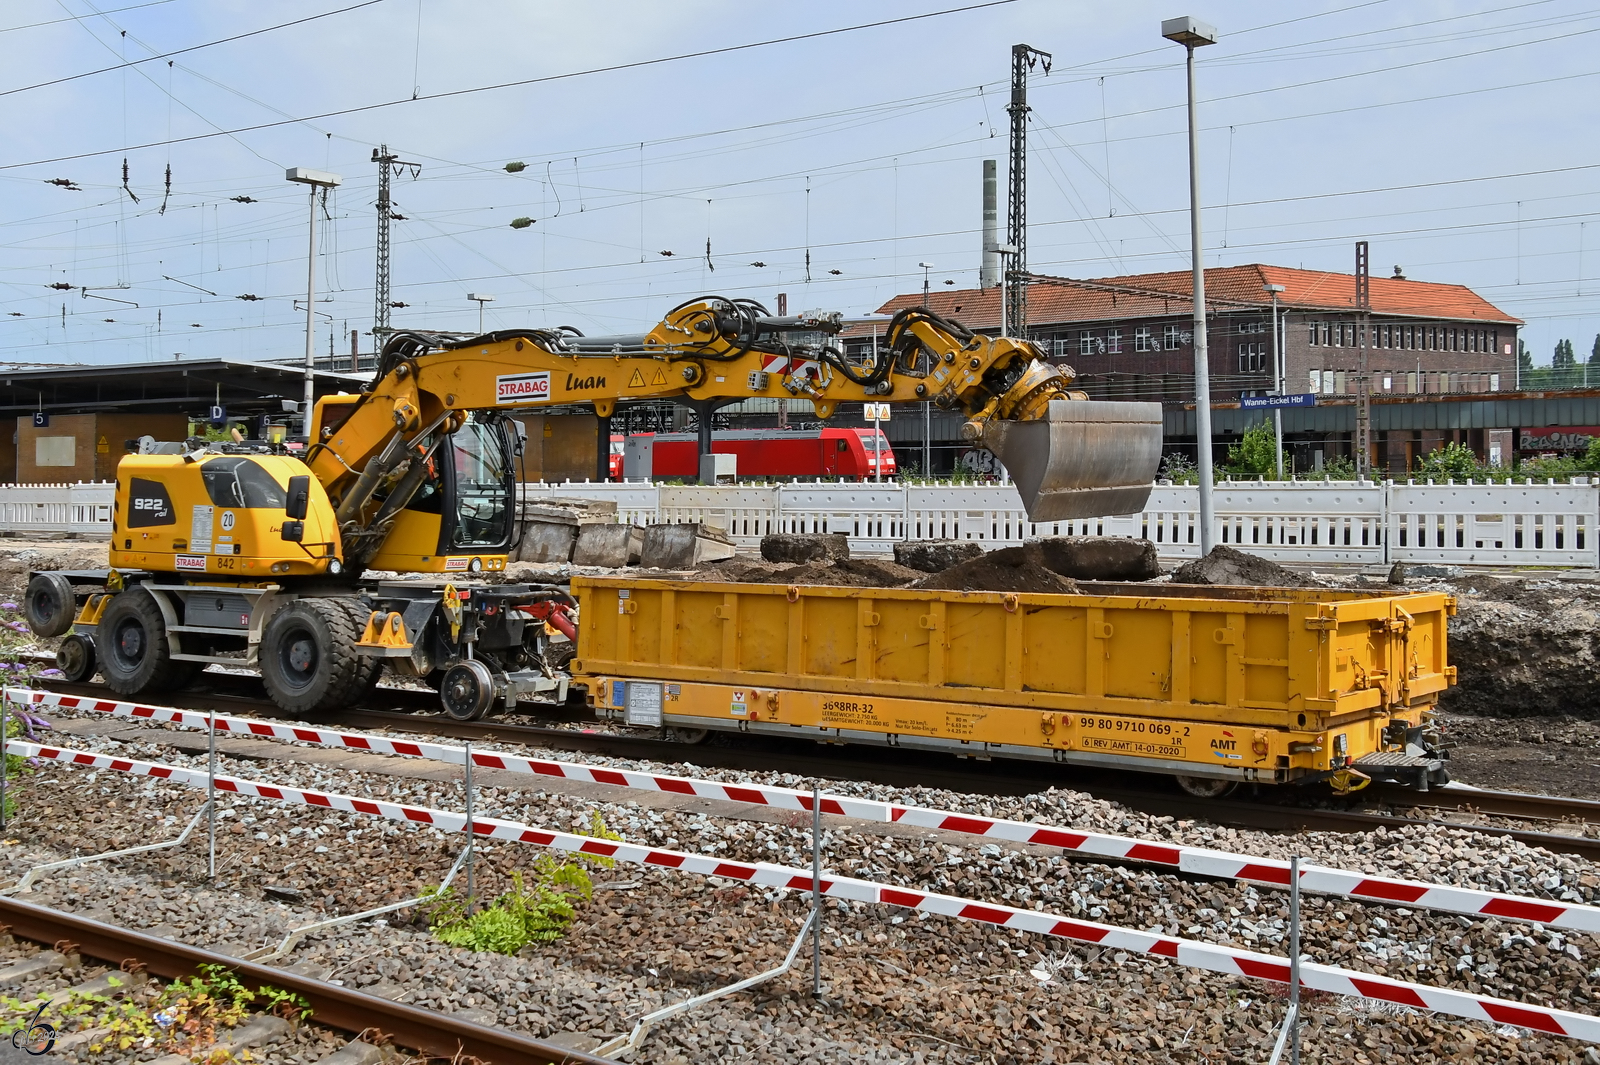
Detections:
[0, 897, 617, 1065]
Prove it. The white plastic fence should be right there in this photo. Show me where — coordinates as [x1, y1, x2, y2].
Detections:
[16, 479, 1599, 568]
[521, 478, 1600, 568]
[0, 482, 115, 536]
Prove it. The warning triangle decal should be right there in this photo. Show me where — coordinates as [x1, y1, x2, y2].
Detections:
[628, 368, 646, 388]
[650, 367, 669, 386]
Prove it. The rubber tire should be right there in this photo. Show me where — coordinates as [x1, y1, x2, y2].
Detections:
[260, 598, 363, 718]
[335, 601, 383, 703]
[56, 633, 96, 683]
[24, 572, 76, 637]
[440, 660, 495, 721]
[99, 588, 187, 696]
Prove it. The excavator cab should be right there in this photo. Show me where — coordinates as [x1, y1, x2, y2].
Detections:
[365, 413, 518, 574]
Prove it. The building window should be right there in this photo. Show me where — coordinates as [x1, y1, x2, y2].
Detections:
[1080, 330, 1095, 356]
[1309, 322, 1319, 346]
[1239, 343, 1265, 373]
[1163, 325, 1181, 350]
[1107, 329, 1122, 354]
[1134, 326, 1152, 352]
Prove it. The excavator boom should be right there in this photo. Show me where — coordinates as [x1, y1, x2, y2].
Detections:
[313, 297, 1161, 527]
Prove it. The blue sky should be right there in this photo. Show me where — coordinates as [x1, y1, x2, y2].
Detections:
[2, 0, 1597, 368]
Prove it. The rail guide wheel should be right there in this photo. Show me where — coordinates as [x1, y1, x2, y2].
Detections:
[55, 633, 97, 683]
[1175, 775, 1238, 799]
[440, 660, 496, 721]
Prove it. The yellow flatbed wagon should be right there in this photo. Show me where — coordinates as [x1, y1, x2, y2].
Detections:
[569, 578, 1455, 795]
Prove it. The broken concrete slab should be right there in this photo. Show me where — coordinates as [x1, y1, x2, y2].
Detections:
[572, 523, 645, 568]
[640, 523, 735, 568]
[893, 540, 985, 573]
[514, 521, 576, 564]
[1170, 544, 1318, 588]
[761, 532, 850, 563]
[1032, 536, 1159, 581]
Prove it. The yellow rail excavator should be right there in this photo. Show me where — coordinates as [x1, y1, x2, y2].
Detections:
[22, 296, 1162, 719]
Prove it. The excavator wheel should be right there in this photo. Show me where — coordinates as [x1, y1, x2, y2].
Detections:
[99, 588, 190, 696]
[260, 598, 365, 718]
[334, 601, 384, 704]
[24, 572, 76, 638]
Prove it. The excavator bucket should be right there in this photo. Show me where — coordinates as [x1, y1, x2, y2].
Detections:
[985, 400, 1165, 522]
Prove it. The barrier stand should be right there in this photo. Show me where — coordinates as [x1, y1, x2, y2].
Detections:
[595, 908, 819, 1059]
[464, 741, 475, 915]
[0, 805, 210, 897]
[811, 782, 823, 999]
[207, 708, 217, 880]
[1270, 854, 1304, 1065]
[244, 842, 473, 964]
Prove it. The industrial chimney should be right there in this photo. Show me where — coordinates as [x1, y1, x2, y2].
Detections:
[980, 159, 1000, 289]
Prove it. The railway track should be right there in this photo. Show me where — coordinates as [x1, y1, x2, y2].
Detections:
[0, 897, 614, 1065]
[33, 674, 1600, 862]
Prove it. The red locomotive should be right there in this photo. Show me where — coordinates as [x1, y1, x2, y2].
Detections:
[611, 428, 897, 480]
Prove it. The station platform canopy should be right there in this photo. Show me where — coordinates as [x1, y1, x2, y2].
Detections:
[0, 358, 366, 418]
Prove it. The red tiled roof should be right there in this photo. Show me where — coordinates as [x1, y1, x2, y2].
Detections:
[857, 264, 1521, 334]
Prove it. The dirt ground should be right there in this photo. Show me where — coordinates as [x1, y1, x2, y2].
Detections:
[1437, 712, 1600, 797]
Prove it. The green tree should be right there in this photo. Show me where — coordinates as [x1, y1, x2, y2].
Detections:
[1553, 338, 1577, 388]
[1224, 421, 1286, 478]
[1592, 333, 1600, 366]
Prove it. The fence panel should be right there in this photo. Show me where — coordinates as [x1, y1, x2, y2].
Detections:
[1389, 481, 1598, 567]
[4, 479, 1599, 567]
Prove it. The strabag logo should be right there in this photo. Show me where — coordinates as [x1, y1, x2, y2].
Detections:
[442, 557, 470, 571]
[496, 371, 552, 404]
[174, 554, 207, 571]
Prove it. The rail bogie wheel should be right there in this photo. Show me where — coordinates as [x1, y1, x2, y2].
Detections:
[56, 633, 96, 683]
[1175, 775, 1237, 799]
[99, 589, 186, 696]
[667, 727, 709, 744]
[260, 598, 363, 718]
[23, 572, 76, 637]
[440, 660, 496, 721]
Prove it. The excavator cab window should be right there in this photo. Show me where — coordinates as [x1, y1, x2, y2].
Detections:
[442, 416, 514, 550]
[200, 457, 288, 509]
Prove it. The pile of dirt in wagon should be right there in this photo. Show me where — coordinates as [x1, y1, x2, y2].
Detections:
[697, 534, 1160, 594]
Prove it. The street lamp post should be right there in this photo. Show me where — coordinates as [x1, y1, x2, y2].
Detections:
[918, 262, 934, 309]
[1161, 15, 1220, 554]
[286, 167, 342, 437]
[468, 293, 495, 334]
[1265, 282, 1286, 479]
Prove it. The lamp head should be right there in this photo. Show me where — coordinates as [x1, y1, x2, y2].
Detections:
[286, 167, 342, 188]
[1161, 16, 1218, 47]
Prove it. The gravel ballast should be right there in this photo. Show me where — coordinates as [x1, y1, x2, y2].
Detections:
[3, 705, 1596, 1063]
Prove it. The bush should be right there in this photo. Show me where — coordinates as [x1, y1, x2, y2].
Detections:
[1224, 422, 1285, 479]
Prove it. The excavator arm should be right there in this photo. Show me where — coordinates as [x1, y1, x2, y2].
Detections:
[306, 296, 1162, 553]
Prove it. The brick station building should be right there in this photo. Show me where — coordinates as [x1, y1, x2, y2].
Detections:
[859, 264, 1522, 472]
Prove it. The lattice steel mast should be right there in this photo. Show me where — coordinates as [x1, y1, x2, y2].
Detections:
[372, 145, 420, 338]
[1006, 44, 1051, 338]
